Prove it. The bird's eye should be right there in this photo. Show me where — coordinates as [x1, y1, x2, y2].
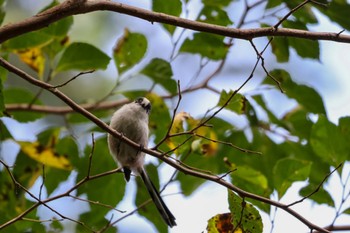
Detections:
[135, 97, 143, 104]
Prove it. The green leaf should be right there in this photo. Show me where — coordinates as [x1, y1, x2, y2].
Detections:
[299, 184, 334, 207]
[282, 20, 320, 60]
[343, 207, 350, 215]
[273, 158, 312, 197]
[207, 213, 234, 233]
[180, 33, 228, 60]
[113, 29, 147, 74]
[266, 0, 282, 9]
[202, 0, 231, 7]
[319, 1, 350, 31]
[0, 0, 6, 26]
[282, 107, 313, 140]
[339, 116, 350, 142]
[217, 90, 246, 114]
[147, 93, 172, 143]
[4, 88, 43, 122]
[0, 77, 4, 117]
[228, 191, 263, 233]
[264, 69, 326, 114]
[197, 6, 232, 26]
[44, 137, 77, 194]
[0, 121, 12, 140]
[284, 2, 317, 24]
[75, 138, 125, 230]
[270, 36, 289, 62]
[56, 42, 110, 72]
[2, 30, 53, 50]
[310, 115, 349, 166]
[231, 165, 269, 197]
[141, 58, 177, 94]
[178, 152, 219, 196]
[152, 0, 182, 34]
[136, 163, 167, 233]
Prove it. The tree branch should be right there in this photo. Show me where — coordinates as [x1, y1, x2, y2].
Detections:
[0, 0, 349, 44]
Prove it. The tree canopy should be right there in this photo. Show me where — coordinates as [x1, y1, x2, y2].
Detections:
[0, 0, 350, 232]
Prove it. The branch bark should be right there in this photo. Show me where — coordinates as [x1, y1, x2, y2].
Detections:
[0, 0, 349, 44]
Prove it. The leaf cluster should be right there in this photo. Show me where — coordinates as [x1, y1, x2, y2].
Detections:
[0, 0, 350, 233]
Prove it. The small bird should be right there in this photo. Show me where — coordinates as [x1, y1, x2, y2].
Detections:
[107, 97, 176, 227]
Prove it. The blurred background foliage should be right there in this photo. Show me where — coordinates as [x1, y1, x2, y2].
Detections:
[0, 0, 350, 232]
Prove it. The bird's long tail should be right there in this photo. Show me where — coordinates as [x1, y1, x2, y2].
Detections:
[139, 167, 176, 227]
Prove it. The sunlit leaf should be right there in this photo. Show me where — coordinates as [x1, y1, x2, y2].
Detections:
[113, 29, 147, 74]
[56, 42, 110, 72]
[141, 58, 177, 94]
[180, 33, 228, 60]
[273, 158, 312, 197]
[230, 164, 269, 197]
[228, 190, 263, 233]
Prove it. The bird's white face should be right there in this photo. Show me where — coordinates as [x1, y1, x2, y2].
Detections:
[135, 97, 151, 114]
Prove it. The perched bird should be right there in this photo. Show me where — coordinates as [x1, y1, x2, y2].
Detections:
[108, 97, 176, 227]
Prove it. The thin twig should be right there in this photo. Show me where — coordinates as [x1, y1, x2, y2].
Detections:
[274, 0, 311, 29]
[153, 80, 182, 149]
[39, 164, 45, 201]
[249, 39, 284, 92]
[53, 70, 95, 88]
[68, 194, 125, 213]
[287, 163, 343, 207]
[194, 132, 262, 155]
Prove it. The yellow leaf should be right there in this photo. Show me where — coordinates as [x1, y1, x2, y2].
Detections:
[171, 111, 193, 134]
[18, 141, 72, 170]
[16, 48, 45, 78]
[207, 213, 244, 233]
